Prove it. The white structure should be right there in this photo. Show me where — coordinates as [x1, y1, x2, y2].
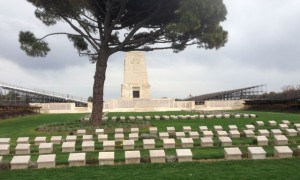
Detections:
[121, 52, 151, 99]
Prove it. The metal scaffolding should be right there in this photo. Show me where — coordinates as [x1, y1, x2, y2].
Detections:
[0, 82, 88, 107]
[184, 85, 266, 103]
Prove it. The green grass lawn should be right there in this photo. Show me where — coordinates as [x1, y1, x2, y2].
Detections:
[0, 110, 300, 179]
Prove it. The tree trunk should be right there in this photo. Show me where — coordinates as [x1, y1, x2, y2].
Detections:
[91, 50, 109, 126]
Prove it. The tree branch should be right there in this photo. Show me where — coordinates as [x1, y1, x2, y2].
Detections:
[112, 2, 163, 53]
[61, 16, 100, 51]
[38, 32, 80, 41]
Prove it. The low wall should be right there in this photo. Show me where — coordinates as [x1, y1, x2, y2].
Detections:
[30, 99, 195, 113]
[195, 100, 245, 110]
[30, 103, 91, 114]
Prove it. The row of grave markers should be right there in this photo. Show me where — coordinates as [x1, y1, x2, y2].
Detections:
[3, 145, 300, 170]
[106, 113, 257, 121]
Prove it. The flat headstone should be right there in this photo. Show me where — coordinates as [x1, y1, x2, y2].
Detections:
[268, 120, 277, 126]
[145, 116, 151, 120]
[190, 115, 197, 119]
[35, 136, 46, 145]
[111, 116, 117, 121]
[256, 121, 264, 126]
[219, 137, 232, 146]
[181, 138, 193, 148]
[175, 132, 185, 139]
[98, 134, 108, 142]
[115, 128, 123, 134]
[137, 116, 143, 120]
[274, 135, 288, 145]
[286, 129, 297, 136]
[206, 115, 214, 119]
[167, 127, 175, 134]
[203, 131, 214, 138]
[176, 149, 192, 162]
[15, 143, 30, 155]
[214, 125, 223, 131]
[82, 141, 95, 151]
[228, 125, 238, 130]
[66, 135, 77, 142]
[0, 156, 2, 163]
[99, 152, 114, 165]
[159, 132, 169, 139]
[131, 128, 139, 133]
[37, 154, 56, 169]
[200, 137, 213, 147]
[17, 137, 29, 144]
[0, 144, 10, 155]
[271, 129, 282, 136]
[82, 135, 93, 141]
[62, 142, 76, 152]
[274, 146, 293, 158]
[125, 150, 140, 164]
[143, 139, 155, 149]
[224, 147, 242, 160]
[50, 136, 62, 145]
[199, 126, 208, 132]
[114, 133, 124, 142]
[183, 126, 192, 133]
[248, 147, 266, 159]
[154, 116, 160, 120]
[199, 115, 205, 119]
[150, 150, 166, 163]
[10, 155, 31, 170]
[171, 115, 178, 120]
[246, 125, 255, 130]
[68, 153, 86, 166]
[163, 138, 175, 149]
[282, 120, 290, 125]
[224, 114, 230, 118]
[77, 129, 86, 135]
[279, 124, 288, 130]
[250, 114, 256, 118]
[294, 123, 300, 128]
[256, 136, 268, 146]
[229, 130, 240, 138]
[129, 133, 139, 141]
[182, 115, 187, 119]
[149, 127, 158, 134]
[95, 129, 104, 135]
[39, 143, 53, 154]
[243, 130, 255, 137]
[129, 116, 135, 120]
[216, 131, 228, 137]
[189, 131, 199, 139]
[244, 114, 250, 118]
[216, 114, 222, 118]
[163, 115, 170, 120]
[0, 138, 10, 145]
[103, 140, 115, 151]
[235, 114, 241, 118]
[120, 116, 126, 122]
[258, 129, 269, 137]
[123, 140, 135, 150]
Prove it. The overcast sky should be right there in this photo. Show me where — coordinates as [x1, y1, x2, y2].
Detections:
[0, 0, 300, 100]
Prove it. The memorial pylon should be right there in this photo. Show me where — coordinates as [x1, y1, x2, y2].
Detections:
[121, 52, 151, 99]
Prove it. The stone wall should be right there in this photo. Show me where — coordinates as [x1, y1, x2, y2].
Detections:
[195, 100, 245, 110]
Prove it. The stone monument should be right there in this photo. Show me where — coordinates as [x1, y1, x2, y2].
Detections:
[121, 52, 151, 99]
